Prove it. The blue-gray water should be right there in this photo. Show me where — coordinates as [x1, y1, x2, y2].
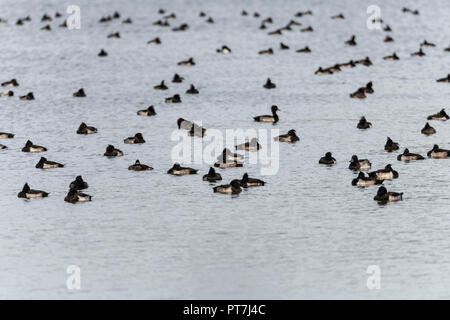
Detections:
[1, 0, 450, 299]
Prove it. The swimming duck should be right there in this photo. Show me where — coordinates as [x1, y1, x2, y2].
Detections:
[384, 25, 392, 32]
[203, 167, 222, 182]
[35, 157, 64, 169]
[0, 144, 6, 149]
[178, 57, 195, 66]
[217, 46, 231, 54]
[397, 148, 425, 161]
[421, 122, 436, 135]
[275, 129, 299, 142]
[137, 106, 157, 116]
[206, 17, 214, 23]
[352, 172, 383, 187]
[148, 37, 161, 45]
[188, 124, 206, 137]
[445, 45, 450, 52]
[199, 11, 206, 17]
[186, 84, 199, 94]
[77, 122, 97, 134]
[213, 180, 242, 194]
[172, 23, 189, 31]
[258, 48, 274, 55]
[59, 20, 67, 28]
[73, 88, 86, 97]
[280, 42, 290, 50]
[0, 132, 14, 139]
[368, 164, 399, 180]
[287, 20, 301, 26]
[363, 81, 374, 93]
[153, 19, 170, 26]
[98, 49, 108, 57]
[214, 158, 243, 168]
[164, 13, 176, 19]
[22, 140, 47, 152]
[421, 40, 436, 47]
[357, 116, 372, 129]
[113, 11, 120, 19]
[98, 16, 112, 23]
[355, 57, 372, 66]
[122, 17, 132, 24]
[327, 64, 341, 73]
[427, 144, 450, 158]
[104, 145, 123, 157]
[296, 10, 313, 17]
[165, 94, 181, 103]
[167, 163, 198, 175]
[263, 78, 276, 89]
[158, 9, 165, 14]
[17, 183, 49, 199]
[238, 173, 265, 187]
[383, 52, 399, 60]
[107, 32, 120, 38]
[55, 12, 62, 18]
[172, 73, 184, 83]
[411, 48, 425, 56]
[315, 67, 333, 75]
[384, 137, 399, 152]
[69, 176, 88, 190]
[331, 13, 345, 19]
[300, 26, 313, 32]
[254, 12, 260, 17]
[268, 29, 282, 35]
[350, 88, 366, 99]
[1, 79, 18, 87]
[241, 10, 248, 16]
[339, 60, 356, 68]
[296, 46, 311, 53]
[154, 80, 168, 90]
[177, 118, 193, 130]
[217, 148, 244, 162]
[436, 74, 450, 83]
[345, 35, 357, 46]
[254, 105, 280, 123]
[374, 186, 403, 203]
[319, 152, 336, 165]
[41, 14, 51, 21]
[348, 155, 371, 171]
[64, 188, 92, 203]
[235, 138, 261, 151]
[20, 92, 34, 100]
[128, 160, 153, 171]
[16, 19, 23, 25]
[384, 36, 394, 42]
[259, 22, 267, 29]
[124, 133, 145, 144]
[427, 108, 449, 120]
[41, 25, 51, 31]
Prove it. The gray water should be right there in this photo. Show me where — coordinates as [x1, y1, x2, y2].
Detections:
[1, 0, 450, 299]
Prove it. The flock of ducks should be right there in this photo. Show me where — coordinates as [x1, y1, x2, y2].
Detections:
[1, 6, 450, 203]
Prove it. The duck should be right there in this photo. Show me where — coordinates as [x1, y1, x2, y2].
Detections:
[214, 158, 244, 168]
[296, 46, 311, 53]
[104, 145, 123, 157]
[258, 48, 274, 55]
[188, 124, 206, 137]
[348, 155, 371, 171]
[384, 137, 399, 152]
[213, 179, 242, 194]
[202, 167, 222, 182]
[35, 157, 64, 169]
[235, 138, 261, 151]
[280, 42, 290, 50]
[368, 164, 399, 180]
[124, 133, 145, 144]
[274, 129, 299, 142]
[263, 78, 276, 89]
[254, 105, 280, 123]
[352, 172, 383, 187]
[153, 19, 169, 26]
[300, 26, 313, 32]
[0, 132, 14, 139]
[217, 148, 244, 162]
[345, 35, 357, 46]
[339, 60, 356, 68]
[383, 52, 399, 60]
[268, 29, 282, 36]
[427, 144, 450, 158]
[397, 148, 425, 161]
[216, 45, 231, 54]
[147, 37, 161, 45]
[199, 11, 206, 17]
[331, 13, 345, 19]
[355, 57, 372, 66]
[319, 152, 336, 165]
[137, 106, 157, 116]
[0, 91, 14, 97]
[19, 92, 34, 100]
[374, 186, 403, 203]
[315, 67, 333, 75]
[350, 88, 366, 99]
[436, 74, 450, 83]
[98, 49, 108, 57]
[296, 10, 313, 17]
[327, 64, 341, 73]
[154, 80, 168, 90]
[113, 11, 120, 19]
[98, 16, 112, 23]
[59, 20, 67, 28]
[40, 25, 51, 31]
[186, 84, 199, 94]
[177, 57, 195, 66]
[167, 163, 198, 175]
[411, 48, 425, 56]
[77, 122, 97, 134]
[165, 94, 181, 103]
[427, 108, 449, 120]
[177, 118, 193, 130]
[206, 17, 214, 23]
[172, 73, 184, 83]
[164, 13, 176, 19]
[16, 19, 23, 25]
[64, 188, 92, 203]
[22, 140, 47, 152]
[384, 35, 394, 42]
[122, 17, 132, 24]
[238, 173, 265, 187]
[128, 160, 153, 171]
[107, 32, 120, 39]
[241, 10, 248, 16]
[384, 25, 392, 32]
[259, 22, 267, 29]
[0, 144, 6, 149]
[73, 88, 86, 97]
[17, 183, 49, 199]
[444, 45, 450, 52]
[357, 116, 372, 129]
[363, 81, 374, 93]
[172, 23, 189, 31]
[55, 12, 62, 18]
[421, 40, 436, 47]
[69, 176, 88, 190]
[421, 122, 436, 135]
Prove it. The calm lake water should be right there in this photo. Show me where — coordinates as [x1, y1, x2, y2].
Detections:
[1, 0, 450, 299]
